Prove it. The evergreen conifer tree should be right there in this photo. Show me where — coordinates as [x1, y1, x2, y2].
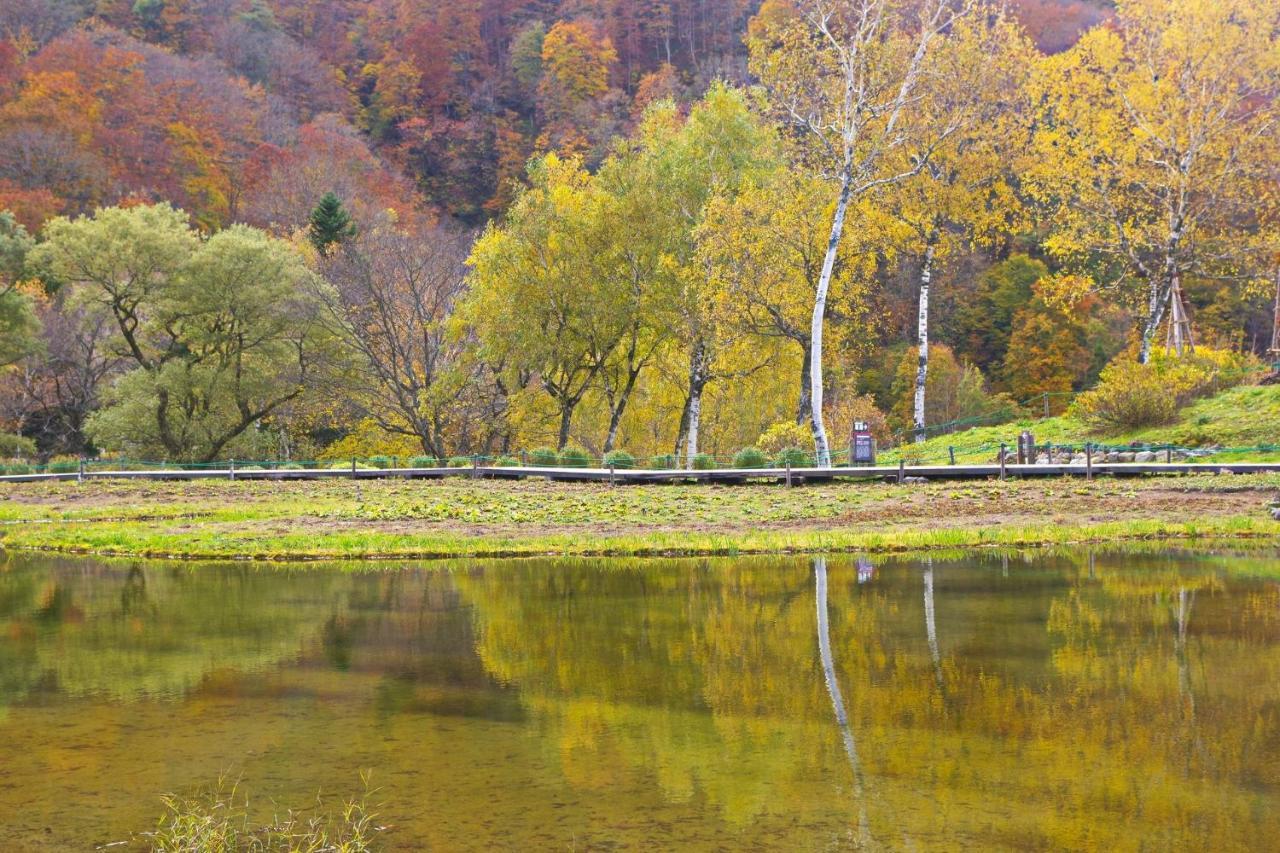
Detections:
[308, 192, 355, 253]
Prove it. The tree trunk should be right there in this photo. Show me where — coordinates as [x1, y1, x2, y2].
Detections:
[796, 342, 813, 427]
[1141, 219, 1184, 364]
[1139, 279, 1166, 365]
[810, 171, 853, 466]
[557, 402, 574, 451]
[913, 244, 935, 444]
[686, 389, 702, 466]
[673, 393, 691, 462]
[603, 367, 642, 453]
[684, 342, 711, 468]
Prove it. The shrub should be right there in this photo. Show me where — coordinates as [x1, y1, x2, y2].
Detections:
[732, 447, 769, 468]
[366, 455, 393, 469]
[775, 447, 815, 468]
[757, 421, 812, 454]
[1071, 348, 1255, 431]
[408, 455, 437, 468]
[649, 453, 677, 469]
[0, 433, 35, 458]
[558, 445, 591, 467]
[494, 455, 520, 467]
[447, 455, 473, 468]
[279, 462, 305, 470]
[4, 463, 33, 475]
[328, 461, 373, 470]
[529, 447, 558, 466]
[603, 450, 635, 469]
[691, 453, 717, 470]
[47, 457, 80, 474]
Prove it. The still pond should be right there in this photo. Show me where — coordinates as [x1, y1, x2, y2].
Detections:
[1, 549, 1278, 850]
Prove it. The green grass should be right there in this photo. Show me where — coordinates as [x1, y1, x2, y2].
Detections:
[882, 383, 1280, 464]
[2, 474, 1278, 561]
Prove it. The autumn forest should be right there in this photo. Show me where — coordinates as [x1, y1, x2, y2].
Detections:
[1, 0, 1278, 467]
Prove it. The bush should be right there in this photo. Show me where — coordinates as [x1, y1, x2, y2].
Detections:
[47, 457, 80, 474]
[774, 447, 815, 468]
[4, 462, 33, 475]
[0, 433, 35, 458]
[279, 462, 305, 470]
[732, 447, 769, 468]
[529, 447, 558, 466]
[603, 450, 635, 469]
[447, 455, 473, 467]
[366, 455, 394, 469]
[494, 455, 520, 467]
[558, 445, 591, 467]
[328, 461, 373, 471]
[757, 421, 812, 454]
[1071, 348, 1255, 431]
[691, 453, 717, 470]
[408, 455, 437, 468]
[649, 453, 677, 469]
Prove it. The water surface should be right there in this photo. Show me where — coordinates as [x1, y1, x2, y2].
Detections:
[1, 549, 1278, 850]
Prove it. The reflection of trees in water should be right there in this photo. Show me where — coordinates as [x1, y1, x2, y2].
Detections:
[458, 552, 1280, 848]
[814, 556, 870, 847]
[0, 556, 358, 707]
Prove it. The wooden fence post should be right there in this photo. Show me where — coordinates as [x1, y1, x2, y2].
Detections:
[897, 459, 905, 484]
[77, 457, 85, 483]
[999, 444, 1007, 481]
[229, 459, 235, 482]
[785, 460, 792, 488]
[948, 446, 955, 465]
[1086, 443, 1093, 481]
[351, 456, 356, 478]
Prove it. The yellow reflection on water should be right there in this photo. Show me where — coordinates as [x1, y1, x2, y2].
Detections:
[0, 550, 1277, 850]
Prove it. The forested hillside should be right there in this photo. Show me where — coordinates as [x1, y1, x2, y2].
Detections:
[0, 0, 1109, 226]
[3, 0, 1277, 469]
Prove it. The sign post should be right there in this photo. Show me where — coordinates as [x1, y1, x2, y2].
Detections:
[850, 421, 876, 466]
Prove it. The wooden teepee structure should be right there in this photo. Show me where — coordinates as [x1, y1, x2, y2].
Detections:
[1165, 276, 1195, 356]
[1268, 266, 1280, 360]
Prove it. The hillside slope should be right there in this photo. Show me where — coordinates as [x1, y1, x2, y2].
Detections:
[882, 384, 1280, 465]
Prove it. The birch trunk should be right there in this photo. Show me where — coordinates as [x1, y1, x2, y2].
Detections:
[684, 342, 710, 468]
[913, 244, 935, 443]
[797, 342, 813, 427]
[810, 172, 853, 466]
[1141, 219, 1184, 364]
[1139, 279, 1166, 365]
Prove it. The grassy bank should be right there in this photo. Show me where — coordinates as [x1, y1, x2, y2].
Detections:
[2, 474, 1279, 561]
[882, 384, 1280, 465]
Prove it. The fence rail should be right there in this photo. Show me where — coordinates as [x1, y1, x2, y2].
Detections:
[4, 459, 1280, 485]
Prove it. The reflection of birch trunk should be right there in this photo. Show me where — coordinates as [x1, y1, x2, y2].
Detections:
[924, 563, 942, 688]
[815, 557, 870, 845]
[1173, 587, 1209, 772]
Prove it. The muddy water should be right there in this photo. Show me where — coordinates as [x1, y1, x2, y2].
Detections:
[1, 549, 1278, 850]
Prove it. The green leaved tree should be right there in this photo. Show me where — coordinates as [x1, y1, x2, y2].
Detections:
[33, 204, 333, 462]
